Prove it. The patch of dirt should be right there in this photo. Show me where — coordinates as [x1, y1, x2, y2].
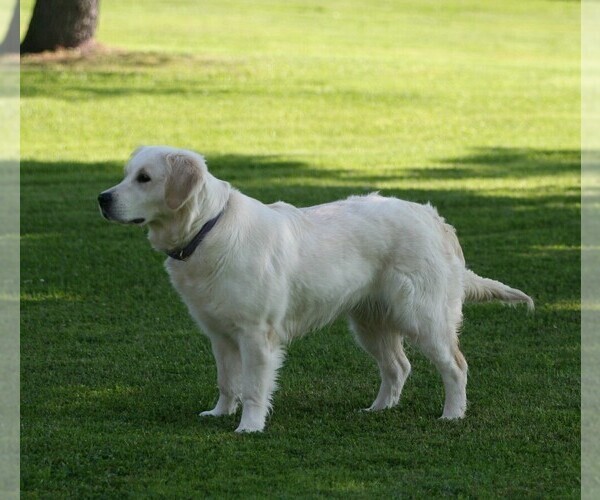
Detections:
[19, 42, 242, 71]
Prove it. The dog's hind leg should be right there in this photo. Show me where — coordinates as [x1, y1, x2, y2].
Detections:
[200, 334, 242, 417]
[235, 329, 285, 433]
[349, 313, 411, 411]
[417, 331, 468, 419]
[410, 303, 468, 419]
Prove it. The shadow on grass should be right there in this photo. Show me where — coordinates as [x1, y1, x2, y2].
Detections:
[20, 148, 580, 430]
[20, 49, 247, 100]
[19, 71, 417, 102]
[21, 147, 580, 307]
[20, 146, 580, 232]
[412, 147, 580, 180]
[19, 147, 580, 219]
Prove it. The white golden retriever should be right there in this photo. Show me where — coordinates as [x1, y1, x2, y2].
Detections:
[98, 146, 533, 432]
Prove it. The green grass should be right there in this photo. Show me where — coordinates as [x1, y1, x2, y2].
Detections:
[20, 0, 580, 497]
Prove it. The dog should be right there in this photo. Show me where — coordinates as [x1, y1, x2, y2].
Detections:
[98, 146, 533, 432]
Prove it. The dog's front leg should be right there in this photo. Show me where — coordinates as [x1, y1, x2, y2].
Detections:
[235, 331, 284, 433]
[200, 334, 241, 417]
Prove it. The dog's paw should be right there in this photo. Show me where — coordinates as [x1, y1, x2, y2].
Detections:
[359, 402, 394, 412]
[199, 409, 222, 417]
[199, 399, 239, 417]
[234, 423, 264, 433]
[439, 411, 466, 420]
[199, 407, 239, 417]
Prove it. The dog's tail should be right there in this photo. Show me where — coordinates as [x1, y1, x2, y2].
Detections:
[464, 269, 534, 311]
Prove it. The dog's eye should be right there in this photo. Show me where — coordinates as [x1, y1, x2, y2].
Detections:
[136, 172, 151, 183]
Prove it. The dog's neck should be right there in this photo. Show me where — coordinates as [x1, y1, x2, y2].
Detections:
[147, 174, 231, 254]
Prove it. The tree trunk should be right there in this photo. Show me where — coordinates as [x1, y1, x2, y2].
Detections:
[21, 0, 99, 54]
[0, 2, 20, 54]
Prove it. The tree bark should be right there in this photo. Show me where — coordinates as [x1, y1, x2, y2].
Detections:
[21, 0, 100, 54]
[0, 2, 20, 54]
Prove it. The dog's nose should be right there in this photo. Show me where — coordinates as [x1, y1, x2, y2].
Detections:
[98, 192, 113, 208]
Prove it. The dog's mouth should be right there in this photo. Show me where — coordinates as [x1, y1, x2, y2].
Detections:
[99, 207, 145, 226]
[99, 206, 113, 221]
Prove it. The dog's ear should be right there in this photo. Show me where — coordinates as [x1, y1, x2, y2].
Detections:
[164, 153, 203, 211]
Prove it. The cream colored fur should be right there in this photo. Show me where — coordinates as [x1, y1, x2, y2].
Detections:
[99, 146, 533, 432]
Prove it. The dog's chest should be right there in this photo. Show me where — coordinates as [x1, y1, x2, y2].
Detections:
[166, 258, 213, 303]
[164, 258, 240, 334]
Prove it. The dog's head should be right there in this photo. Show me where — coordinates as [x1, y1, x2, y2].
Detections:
[98, 146, 205, 226]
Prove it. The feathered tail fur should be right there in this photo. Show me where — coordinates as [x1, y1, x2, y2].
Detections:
[464, 269, 534, 311]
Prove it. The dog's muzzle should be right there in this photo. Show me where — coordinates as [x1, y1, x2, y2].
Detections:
[97, 191, 145, 224]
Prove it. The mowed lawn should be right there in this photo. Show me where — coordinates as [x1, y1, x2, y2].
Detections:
[20, 0, 580, 497]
